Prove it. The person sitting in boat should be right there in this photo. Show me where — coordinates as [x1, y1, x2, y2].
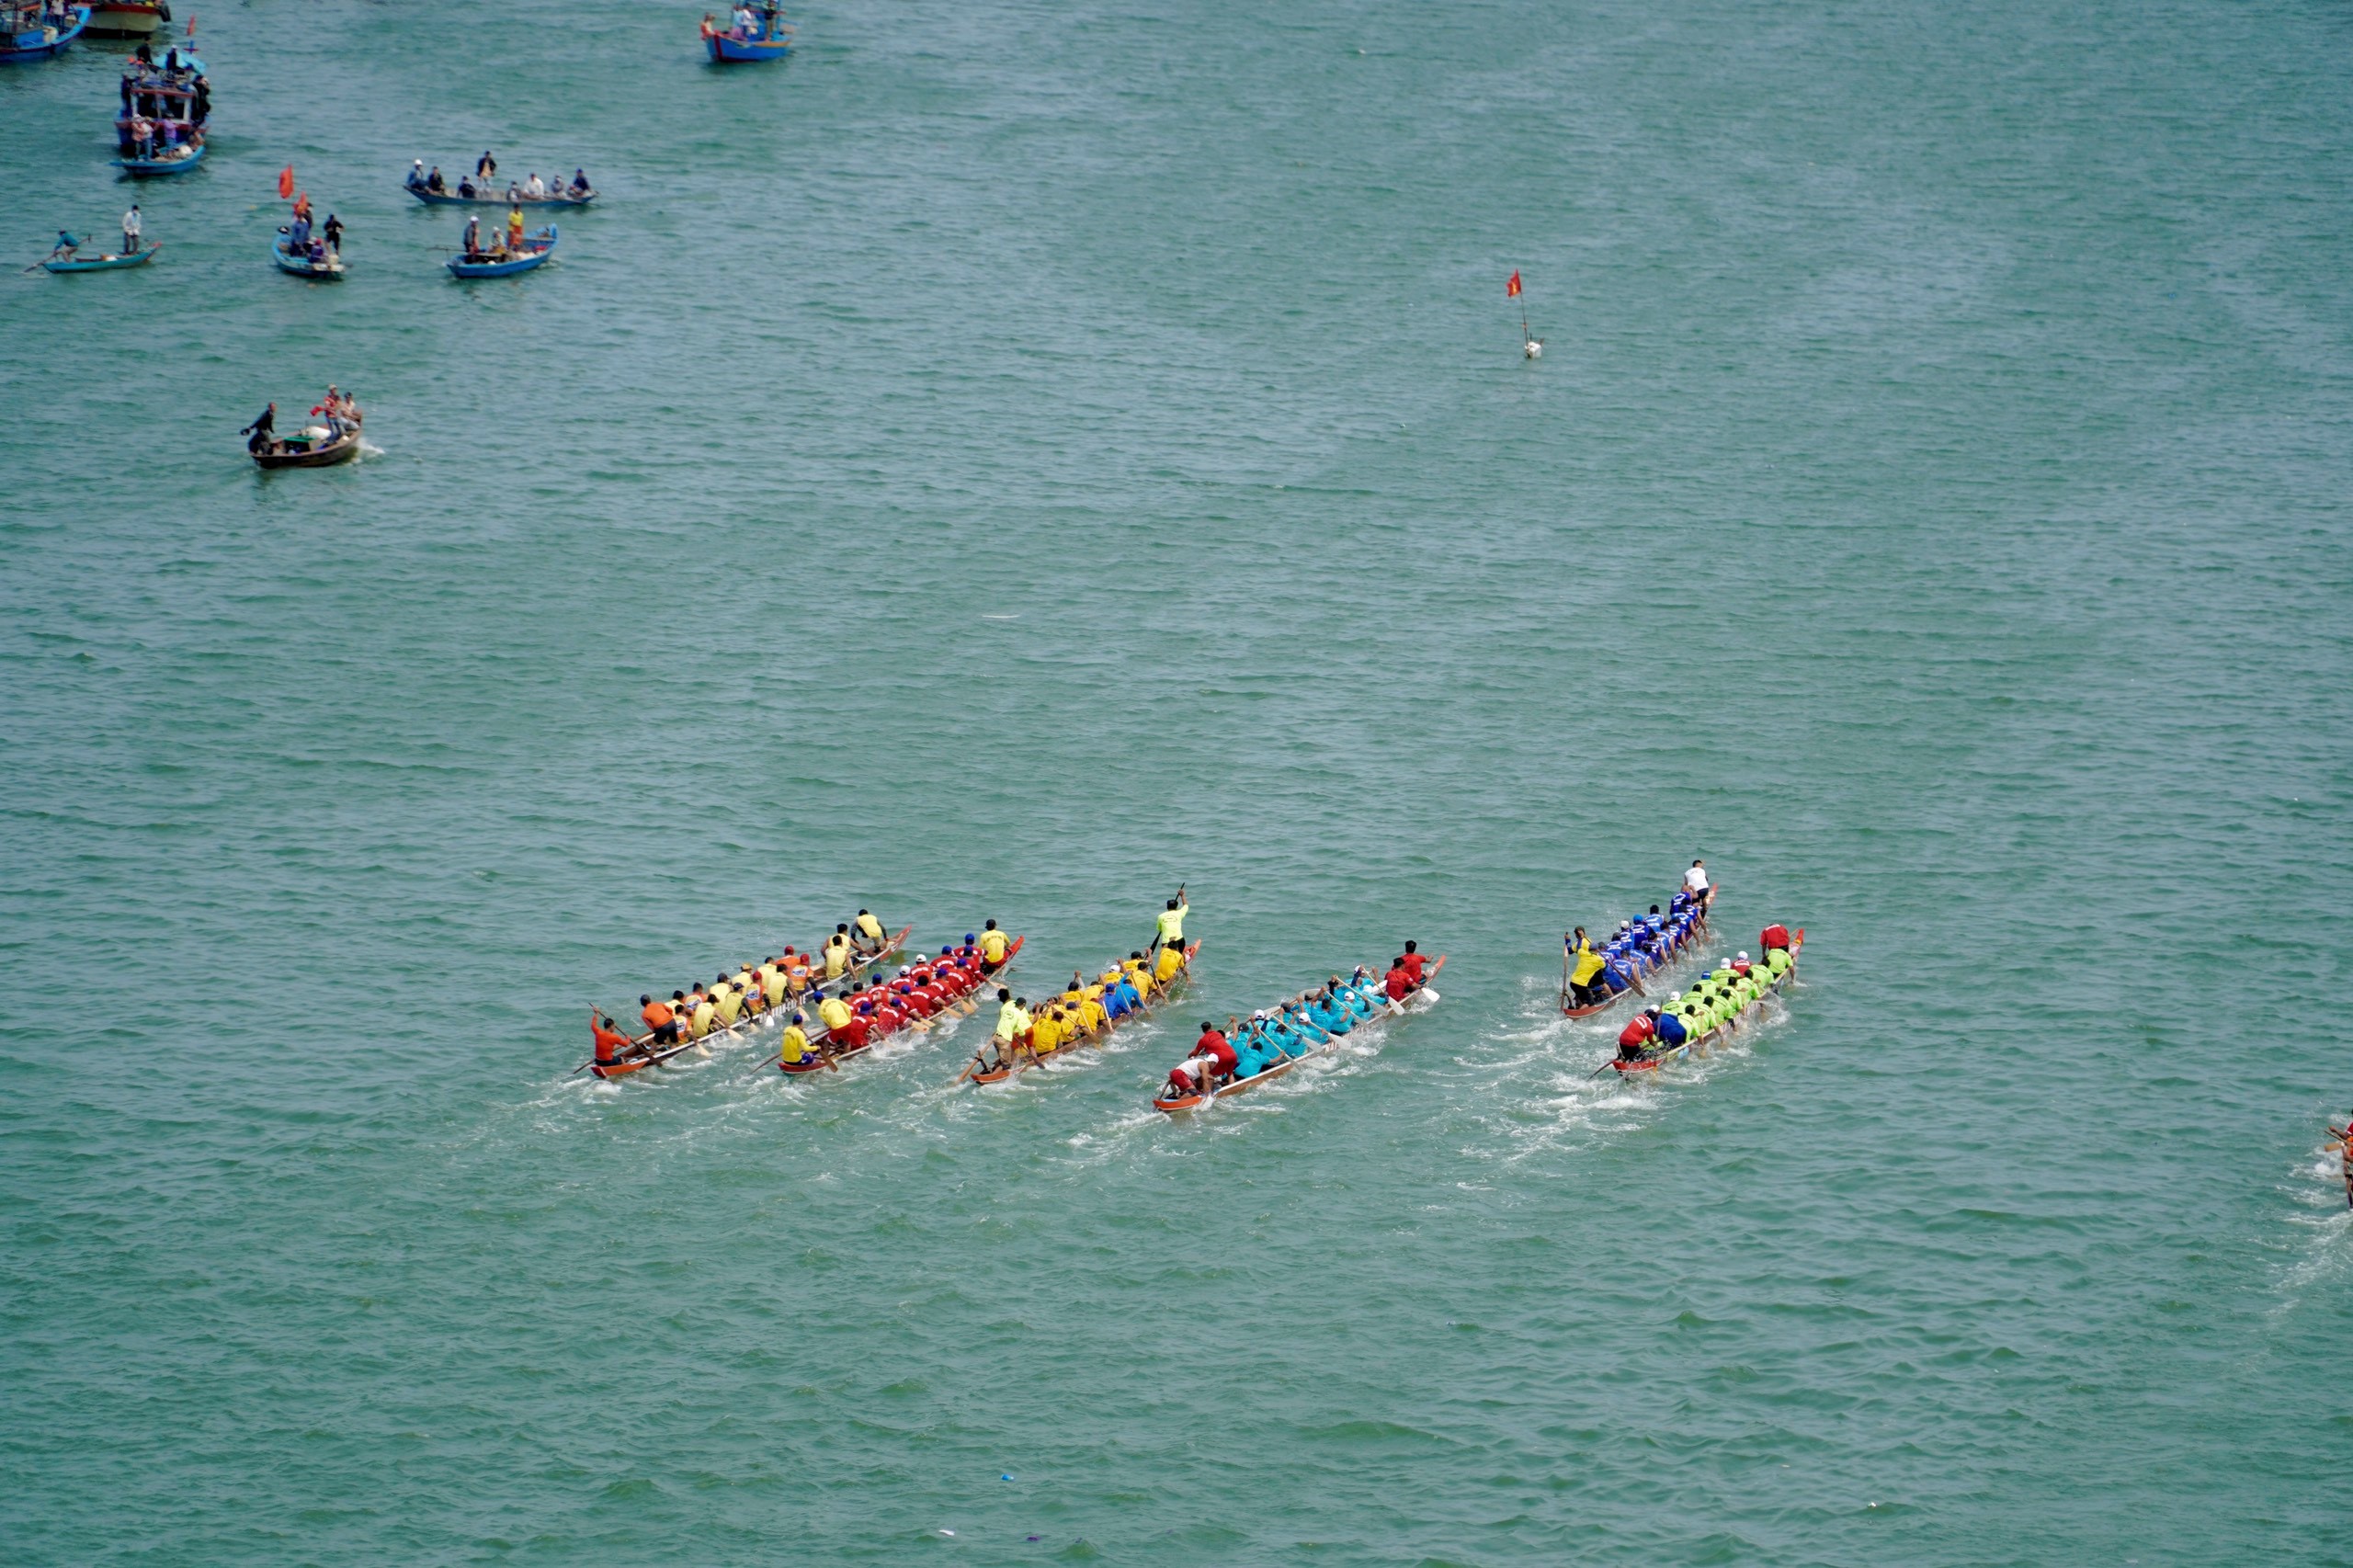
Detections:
[424, 165, 446, 194]
[640, 993, 681, 1046]
[1153, 940, 1186, 988]
[591, 1011, 635, 1068]
[1618, 1007, 1660, 1062]
[1165, 1057, 1212, 1098]
[1191, 1022, 1236, 1083]
[1109, 969, 1142, 1016]
[778, 1012, 819, 1068]
[522, 171, 546, 199]
[406, 159, 426, 191]
[568, 168, 592, 199]
[1652, 1005, 1689, 1055]
[457, 174, 477, 199]
[976, 921, 1009, 970]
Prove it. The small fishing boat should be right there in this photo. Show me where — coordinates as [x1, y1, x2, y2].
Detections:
[1, 3, 87, 61]
[272, 231, 345, 278]
[113, 139, 203, 176]
[404, 175, 595, 209]
[41, 242, 161, 272]
[116, 33, 208, 158]
[781, 936, 1020, 1075]
[1611, 930, 1802, 1075]
[701, 2, 791, 62]
[582, 925, 916, 1079]
[963, 941, 1199, 1085]
[85, 0, 166, 36]
[252, 415, 362, 470]
[446, 225, 556, 278]
[1152, 956, 1445, 1114]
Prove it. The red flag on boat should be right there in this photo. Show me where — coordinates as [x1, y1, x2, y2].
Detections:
[1506, 270, 1521, 299]
[278, 165, 294, 199]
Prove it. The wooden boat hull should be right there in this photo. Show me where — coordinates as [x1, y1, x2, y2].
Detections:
[253, 427, 361, 469]
[2, 6, 88, 60]
[703, 19, 792, 62]
[1611, 932, 1802, 1074]
[781, 933, 1021, 1075]
[447, 226, 556, 278]
[44, 243, 161, 272]
[84, 0, 166, 36]
[406, 185, 595, 209]
[1154, 955, 1445, 1114]
[271, 237, 344, 278]
[114, 142, 203, 177]
[967, 941, 1199, 1085]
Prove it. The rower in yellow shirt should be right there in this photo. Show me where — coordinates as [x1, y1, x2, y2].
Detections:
[824, 927, 853, 980]
[688, 988, 717, 1040]
[979, 921, 1011, 969]
[1154, 941, 1186, 986]
[1030, 1006, 1063, 1059]
[778, 1014, 816, 1066]
[852, 909, 888, 956]
[816, 992, 854, 1035]
[712, 975, 744, 1027]
[1124, 953, 1154, 1001]
[1079, 988, 1108, 1033]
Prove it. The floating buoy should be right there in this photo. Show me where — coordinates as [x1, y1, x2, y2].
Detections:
[1524, 338, 1543, 360]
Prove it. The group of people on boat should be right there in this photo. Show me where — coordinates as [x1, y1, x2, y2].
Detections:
[1614, 925, 1796, 1063]
[1565, 887, 1710, 1007]
[408, 156, 593, 203]
[281, 192, 345, 267]
[969, 890, 1190, 1076]
[241, 385, 360, 455]
[457, 207, 538, 263]
[1160, 943, 1431, 1099]
[771, 939, 1017, 1068]
[705, 3, 790, 41]
[117, 43, 207, 158]
[49, 204, 143, 263]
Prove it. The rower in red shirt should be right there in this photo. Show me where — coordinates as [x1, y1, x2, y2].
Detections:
[1397, 942, 1429, 987]
[834, 1007, 874, 1051]
[1618, 1008, 1660, 1062]
[1192, 1021, 1237, 1082]
[591, 1010, 635, 1066]
[1384, 961, 1413, 1004]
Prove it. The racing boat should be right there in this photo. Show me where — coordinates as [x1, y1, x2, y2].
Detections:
[962, 941, 1199, 1085]
[1152, 956, 1445, 1114]
[1612, 929, 1802, 1074]
[585, 925, 911, 1079]
[779, 936, 1022, 1074]
[1561, 890, 1711, 1017]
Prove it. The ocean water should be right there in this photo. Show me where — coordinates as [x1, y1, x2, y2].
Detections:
[3, 0, 2350, 1562]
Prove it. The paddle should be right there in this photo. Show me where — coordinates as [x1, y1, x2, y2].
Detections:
[1558, 946, 1568, 1008]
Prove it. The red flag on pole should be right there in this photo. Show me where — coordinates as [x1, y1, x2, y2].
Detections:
[278, 165, 294, 199]
[1506, 271, 1522, 299]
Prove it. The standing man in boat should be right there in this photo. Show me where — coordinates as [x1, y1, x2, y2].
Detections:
[851, 909, 888, 957]
[1685, 858, 1715, 917]
[476, 149, 496, 185]
[240, 402, 277, 454]
[460, 213, 482, 259]
[120, 203, 140, 256]
[1150, 885, 1188, 955]
[322, 211, 344, 256]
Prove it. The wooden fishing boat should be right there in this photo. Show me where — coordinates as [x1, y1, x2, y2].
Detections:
[964, 941, 1199, 1085]
[1153, 956, 1445, 1114]
[779, 935, 1022, 1075]
[447, 225, 556, 278]
[272, 233, 345, 278]
[42, 242, 161, 272]
[252, 419, 361, 469]
[1612, 931, 1802, 1075]
[584, 925, 915, 1079]
[1, 4, 87, 60]
[85, 0, 167, 37]
[701, 4, 791, 61]
[405, 179, 595, 209]
[113, 140, 203, 176]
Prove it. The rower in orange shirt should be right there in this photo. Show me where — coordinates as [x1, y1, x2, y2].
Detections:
[591, 1011, 636, 1067]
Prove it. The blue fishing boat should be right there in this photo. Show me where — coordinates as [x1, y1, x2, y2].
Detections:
[113, 139, 203, 176]
[700, 3, 790, 62]
[404, 179, 596, 209]
[42, 241, 162, 272]
[273, 231, 346, 279]
[2, 3, 86, 61]
[446, 224, 557, 278]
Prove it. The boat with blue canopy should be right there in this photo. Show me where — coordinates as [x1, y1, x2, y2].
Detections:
[2, 3, 86, 61]
[447, 224, 557, 278]
[700, 3, 790, 62]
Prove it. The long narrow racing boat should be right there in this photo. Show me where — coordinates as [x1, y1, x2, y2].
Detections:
[779, 936, 1022, 1074]
[1612, 929, 1802, 1074]
[1153, 956, 1444, 1114]
[585, 924, 911, 1078]
[963, 941, 1199, 1085]
[1561, 887, 1711, 1018]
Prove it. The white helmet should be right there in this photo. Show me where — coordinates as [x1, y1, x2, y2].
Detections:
[1668, 991, 1682, 1003]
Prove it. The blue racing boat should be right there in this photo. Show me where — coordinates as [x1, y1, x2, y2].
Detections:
[446, 224, 556, 278]
[42, 241, 161, 272]
[700, 3, 790, 62]
[113, 139, 203, 176]
[2, 4, 88, 62]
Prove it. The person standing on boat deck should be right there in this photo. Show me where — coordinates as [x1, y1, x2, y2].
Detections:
[476, 150, 496, 183]
[505, 205, 524, 253]
[1150, 886, 1188, 954]
[590, 1011, 634, 1067]
[461, 213, 481, 257]
[852, 909, 887, 956]
[1685, 858, 1714, 916]
[241, 403, 277, 453]
[322, 212, 343, 255]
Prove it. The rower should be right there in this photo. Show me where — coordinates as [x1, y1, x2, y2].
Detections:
[688, 986, 717, 1040]
[1165, 1057, 1211, 1098]
[1619, 1007, 1660, 1062]
[1565, 927, 1608, 1006]
[1652, 1005, 1689, 1055]
[991, 986, 1029, 1054]
[1030, 1006, 1064, 1060]
[824, 926, 853, 980]
[979, 921, 1010, 970]
[778, 1012, 816, 1066]
[1154, 939, 1187, 986]
[1152, 886, 1188, 953]
[591, 1010, 634, 1067]
[814, 988, 853, 1037]
[712, 973, 744, 1027]
[852, 908, 887, 956]
[1383, 959, 1413, 1006]
[1192, 1022, 1236, 1082]
[1398, 941, 1429, 988]
[640, 993, 680, 1045]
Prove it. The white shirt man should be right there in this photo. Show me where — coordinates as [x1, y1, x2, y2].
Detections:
[1685, 859, 1710, 895]
[121, 205, 141, 251]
